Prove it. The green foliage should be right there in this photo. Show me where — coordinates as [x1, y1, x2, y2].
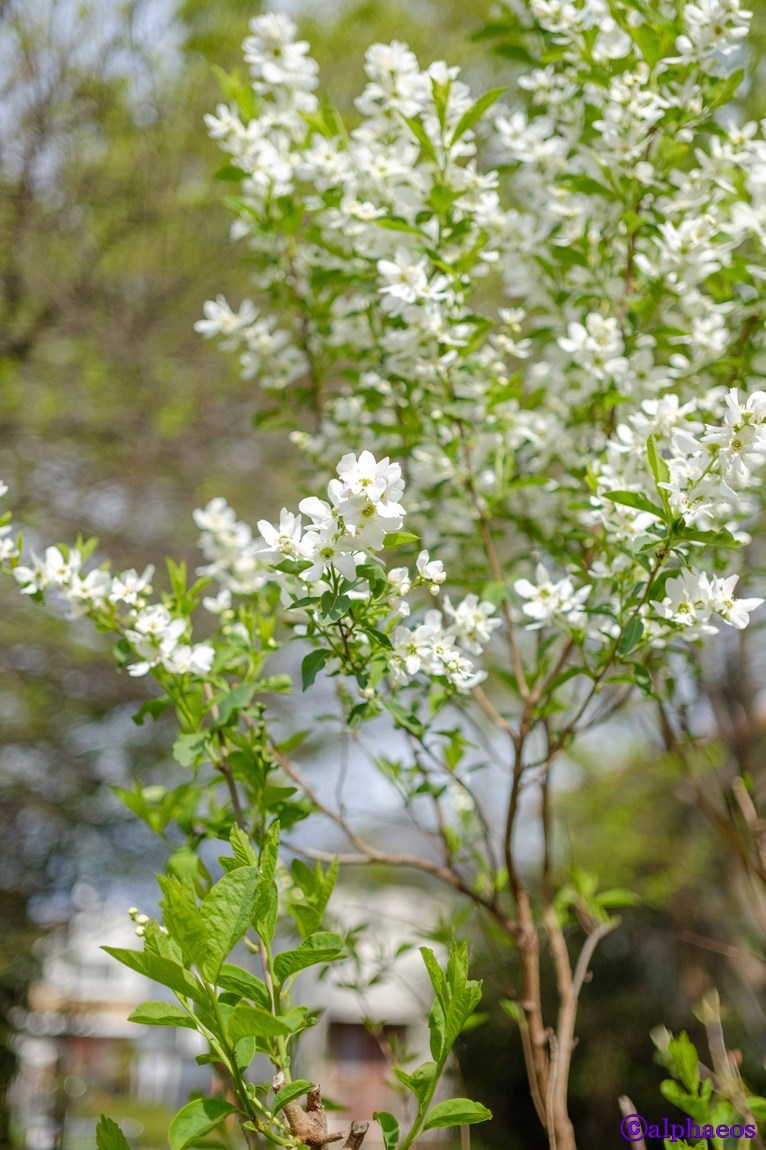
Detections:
[95, 1115, 131, 1150]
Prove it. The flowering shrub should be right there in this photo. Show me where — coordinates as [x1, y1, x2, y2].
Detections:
[4, 1, 766, 1147]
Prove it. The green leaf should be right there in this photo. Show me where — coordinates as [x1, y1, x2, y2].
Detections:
[428, 997, 446, 1061]
[158, 876, 208, 970]
[596, 888, 640, 909]
[102, 947, 205, 1006]
[131, 696, 171, 726]
[632, 23, 664, 66]
[128, 1001, 195, 1028]
[373, 1111, 400, 1150]
[212, 683, 258, 726]
[451, 86, 506, 144]
[215, 163, 247, 182]
[646, 436, 671, 514]
[383, 531, 419, 547]
[420, 946, 448, 1008]
[669, 1031, 700, 1095]
[227, 1004, 294, 1043]
[302, 648, 331, 690]
[173, 732, 208, 768]
[96, 1115, 131, 1150]
[618, 617, 644, 657]
[602, 490, 663, 517]
[235, 1036, 257, 1071]
[444, 984, 483, 1050]
[217, 964, 271, 1008]
[254, 821, 280, 943]
[273, 1080, 313, 1115]
[410, 1062, 437, 1103]
[230, 825, 259, 868]
[168, 1097, 239, 1150]
[274, 932, 345, 982]
[200, 866, 260, 979]
[423, 1099, 492, 1130]
[402, 114, 438, 164]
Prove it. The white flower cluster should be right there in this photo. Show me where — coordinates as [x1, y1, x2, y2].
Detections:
[652, 570, 763, 636]
[390, 608, 487, 692]
[194, 296, 307, 388]
[0, 481, 19, 562]
[514, 564, 591, 631]
[594, 387, 766, 540]
[191, 452, 500, 693]
[192, 5, 766, 666]
[10, 533, 213, 679]
[194, 497, 268, 595]
[257, 450, 405, 582]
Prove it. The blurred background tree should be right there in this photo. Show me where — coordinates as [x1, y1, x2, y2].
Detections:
[3, 0, 766, 1146]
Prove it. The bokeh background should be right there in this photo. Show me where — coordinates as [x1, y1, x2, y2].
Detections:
[3, 1, 766, 1146]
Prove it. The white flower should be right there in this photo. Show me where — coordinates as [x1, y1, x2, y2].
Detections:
[416, 549, 446, 592]
[298, 526, 359, 583]
[708, 573, 763, 630]
[514, 563, 591, 629]
[378, 249, 430, 313]
[444, 594, 503, 654]
[109, 566, 155, 607]
[654, 570, 715, 630]
[336, 450, 404, 504]
[162, 643, 216, 676]
[243, 13, 319, 93]
[203, 588, 233, 614]
[258, 509, 303, 559]
[195, 297, 259, 348]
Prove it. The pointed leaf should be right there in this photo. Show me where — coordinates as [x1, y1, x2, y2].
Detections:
[96, 1115, 131, 1150]
[218, 964, 271, 1008]
[102, 947, 205, 1006]
[451, 87, 507, 144]
[128, 1001, 195, 1028]
[302, 649, 330, 690]
[168, 1098, 239, 1150]
[200, 865, 259, 979]
[274, 932, 345, 982]
[423, 1099, 492, 1130]
[272, 1079, 313, 1115]
[228, 1004, 294, 1043]
[374, 1111, 400, 1150]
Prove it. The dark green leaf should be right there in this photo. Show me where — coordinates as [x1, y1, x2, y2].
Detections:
[618, 617, 644, 657]
[302, 648, 330, 690]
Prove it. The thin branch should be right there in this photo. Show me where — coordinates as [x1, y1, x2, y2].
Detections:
[273, 748, 518, 932]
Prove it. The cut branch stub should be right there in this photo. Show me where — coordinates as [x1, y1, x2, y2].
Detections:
[274, 1077, 363, 1148]
[343, 1122, 369, 1149]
